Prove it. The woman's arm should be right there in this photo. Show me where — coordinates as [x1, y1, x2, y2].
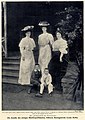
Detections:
[19, 39, 25, 60]
[60, 52, 64, 62]
[49, 34, 54, 45]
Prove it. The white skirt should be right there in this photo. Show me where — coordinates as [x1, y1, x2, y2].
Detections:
[38, 45, 51, 73]
[18, 51, 35, 85]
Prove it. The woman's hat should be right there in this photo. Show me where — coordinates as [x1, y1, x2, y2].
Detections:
[38, 21, 50, 27]
[21, 26, 34, 32]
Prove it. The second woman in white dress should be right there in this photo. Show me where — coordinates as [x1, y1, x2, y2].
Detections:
[38, 21, 54, 73]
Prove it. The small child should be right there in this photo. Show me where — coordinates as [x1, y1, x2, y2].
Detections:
[35, 68, 53, 97]
[28, 64, 42, 93]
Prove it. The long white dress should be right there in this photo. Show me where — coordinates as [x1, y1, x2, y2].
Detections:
[18, 36, 35, 85]
[38, 32, 54, 73]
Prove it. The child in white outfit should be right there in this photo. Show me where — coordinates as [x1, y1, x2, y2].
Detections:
[35, 68, 53, 97]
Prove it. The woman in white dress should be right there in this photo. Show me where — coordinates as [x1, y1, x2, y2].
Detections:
[18, 26, 36, 86]
[38, 21, 54, 73]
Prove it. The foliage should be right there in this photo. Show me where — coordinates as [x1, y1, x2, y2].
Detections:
[55, 6, 83, 62]
[55, 6, 83, 47]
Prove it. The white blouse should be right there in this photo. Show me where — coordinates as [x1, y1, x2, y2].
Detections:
[52, 38, 68, 54]
[38, 33, 54, 46]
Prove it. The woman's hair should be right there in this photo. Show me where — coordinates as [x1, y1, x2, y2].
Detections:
[56, 30, 65, 39]
[56, 31, 62, 36]
[25, 31, 31, 34]
[55, 27, 63, 36]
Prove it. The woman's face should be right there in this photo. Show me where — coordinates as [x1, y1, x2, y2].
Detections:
[35, 65, 40, 70]
[26, 31, 31, 37]
[56, 32, 62, 39]
[42, 27, 47, 32]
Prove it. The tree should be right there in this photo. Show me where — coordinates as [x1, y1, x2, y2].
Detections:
[55, 6, 83, 61]
[55, 6, 83, 102]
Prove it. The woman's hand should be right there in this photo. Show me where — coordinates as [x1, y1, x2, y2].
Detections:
[60, 57, 63, 62]
[60, 53, 63, 62]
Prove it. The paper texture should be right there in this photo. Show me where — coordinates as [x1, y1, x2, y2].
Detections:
[1, 0, 84, 120]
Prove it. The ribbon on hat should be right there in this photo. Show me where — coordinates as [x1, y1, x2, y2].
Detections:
[21, 26, 34, 31]
[38, 21, 50, 26]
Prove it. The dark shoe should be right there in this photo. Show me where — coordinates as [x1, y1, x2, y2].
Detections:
[35, 93, 43, 97]
[49, 92, 53, 96]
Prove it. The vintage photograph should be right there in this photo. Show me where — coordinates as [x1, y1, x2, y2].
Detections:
[2, 1, 83, 110]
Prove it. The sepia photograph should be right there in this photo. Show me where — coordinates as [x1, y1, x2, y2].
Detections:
[2, 1, 83, 110]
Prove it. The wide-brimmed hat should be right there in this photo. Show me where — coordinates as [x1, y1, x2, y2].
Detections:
[21, 26, 34, 32]
[38, 21, 50, 27]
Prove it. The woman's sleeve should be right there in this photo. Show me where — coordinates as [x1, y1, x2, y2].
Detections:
[62, 40, 68, 48]
[59, 40, 68, 54]
[32, 39, 36, 48]
[19, 40, 24, 55]
[49, 34, 54, 45]
[19, 40, 22, 48]
[52, 42, 55, 51]
[30, 39, 36, 50]
[38, 36, 41, 46]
